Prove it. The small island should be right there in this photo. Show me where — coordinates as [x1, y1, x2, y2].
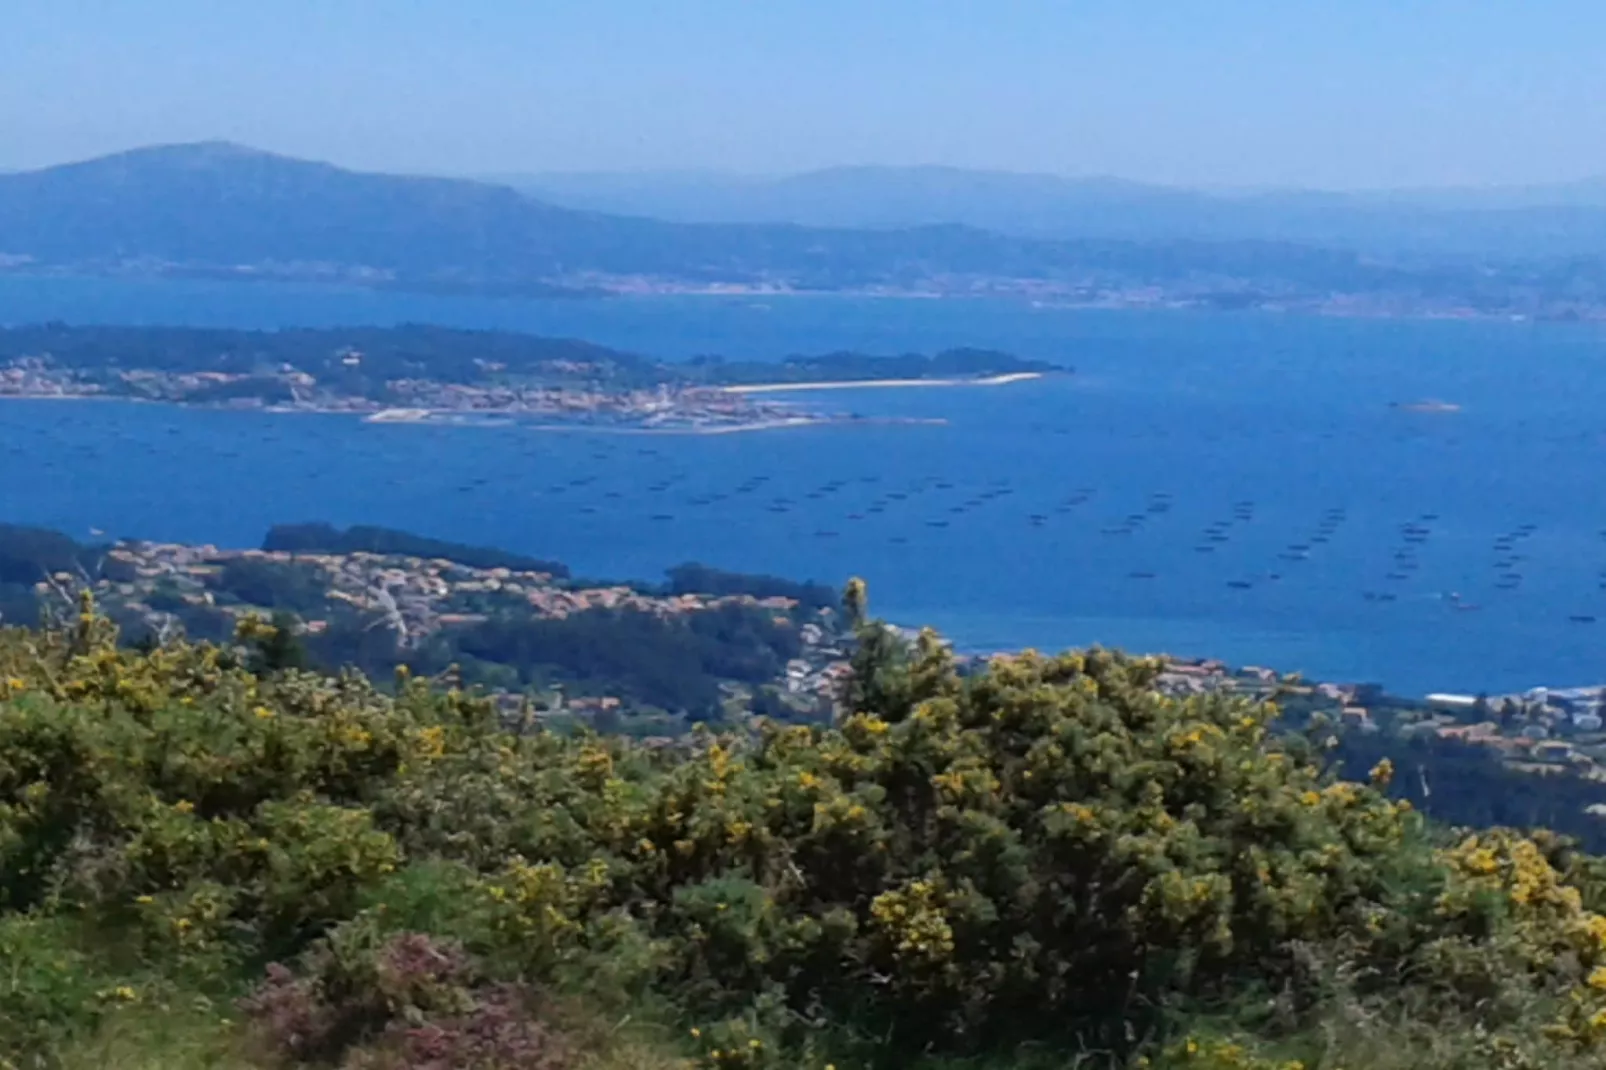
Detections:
[0, 324, 1065, 432]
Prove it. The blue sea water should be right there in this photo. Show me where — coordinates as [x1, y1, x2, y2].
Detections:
[5, 276, 1606, 695]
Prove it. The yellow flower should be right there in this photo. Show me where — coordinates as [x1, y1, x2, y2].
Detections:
[1587, 914, 1606, 946]
[415, 725, 447, 759]
[173, 799, 195, 814]
[689, 1027, 701, 1039]
[1588, 966, 1606, 991]
[253, 705, 275, 719]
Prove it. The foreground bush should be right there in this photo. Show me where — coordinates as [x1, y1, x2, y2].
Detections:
[6, 591, 1606, 1067]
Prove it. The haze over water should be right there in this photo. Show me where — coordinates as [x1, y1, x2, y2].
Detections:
[5, 276, 1606, 695]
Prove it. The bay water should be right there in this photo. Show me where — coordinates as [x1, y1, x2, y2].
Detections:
[5, 276, 1606, 694]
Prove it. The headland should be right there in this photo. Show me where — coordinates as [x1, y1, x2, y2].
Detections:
[0, 323, 1063, 432]
[718, 370, 1044, 393]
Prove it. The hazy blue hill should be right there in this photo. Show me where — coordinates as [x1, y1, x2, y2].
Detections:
[505, 163, 1606, 258]
[0, 141, 626, 283]
[506, 165, 1219, 235]
[1357, 177, 1606, 211]
[2, 143, 1602, 306]
[0, 143, 1426, 286]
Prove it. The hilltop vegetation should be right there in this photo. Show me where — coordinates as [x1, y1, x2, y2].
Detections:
[8, 587, 1606, 1068]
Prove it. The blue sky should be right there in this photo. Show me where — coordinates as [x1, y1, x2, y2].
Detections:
[6, 1, 1604, 188]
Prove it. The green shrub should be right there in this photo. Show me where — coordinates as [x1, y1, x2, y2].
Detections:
[10, 591, 1606, 1068]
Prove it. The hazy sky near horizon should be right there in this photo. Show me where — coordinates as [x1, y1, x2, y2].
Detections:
[6, 1, 1605, 189]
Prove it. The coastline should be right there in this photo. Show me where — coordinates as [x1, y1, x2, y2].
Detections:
[361, 407, 838, 434]
[520, 415, 832, 436]
[3, 271, 1601, 325]
[520, 415, 947, 436]
[1, 394, 953, 436]
[719, 371, 1044, 394]
[3, 396, 848, 435]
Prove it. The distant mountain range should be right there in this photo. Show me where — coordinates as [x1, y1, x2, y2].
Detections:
[499, 165, 1606, 259]
[1, 142, 1604, 317]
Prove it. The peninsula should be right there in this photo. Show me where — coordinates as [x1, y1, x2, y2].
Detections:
[0, 324, 1064, 430]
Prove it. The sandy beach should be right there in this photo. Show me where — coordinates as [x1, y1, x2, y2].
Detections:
[363, 408, 433, 423]
[718, 371, 1043, 394]
[518, 415, 832, 436]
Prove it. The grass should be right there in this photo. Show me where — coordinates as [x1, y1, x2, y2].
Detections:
[43, 994, 698, 1070]
[52, 1005, 252, 1070]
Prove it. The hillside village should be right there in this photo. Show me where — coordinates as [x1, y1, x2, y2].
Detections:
[43, 539, 855, 723]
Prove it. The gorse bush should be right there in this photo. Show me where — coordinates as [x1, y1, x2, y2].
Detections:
[6, 588, 1606, 1067]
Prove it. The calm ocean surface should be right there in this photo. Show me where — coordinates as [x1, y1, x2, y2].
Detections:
[5, 276, 1606, 694]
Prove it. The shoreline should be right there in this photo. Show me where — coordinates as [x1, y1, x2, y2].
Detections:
[4, 271, 1603, 326]
[0, 395, 946, 436]
[522, 415, 832, 436]
[719, 371, 1044, 394]
[520, 415, 947, 436]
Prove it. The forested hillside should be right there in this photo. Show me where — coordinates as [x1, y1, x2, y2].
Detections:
[7, 586, 1606, 1068]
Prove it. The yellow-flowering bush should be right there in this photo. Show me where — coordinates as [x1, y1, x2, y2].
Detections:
[10, 591, 1606, 1068]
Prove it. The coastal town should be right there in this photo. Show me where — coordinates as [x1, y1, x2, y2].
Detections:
[361, 379, 819, 430]
[0, 355, 833, 431]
